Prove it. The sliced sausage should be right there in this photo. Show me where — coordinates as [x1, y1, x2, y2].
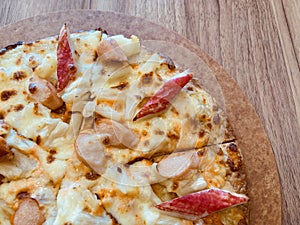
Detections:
[13, 197, 45, 225]
[157, 151, 200, 178]
[75, 129, 107, 175]
[97, 38, 127, 62]
[28, 76, 63, 110]
[94, 119, 139, 148]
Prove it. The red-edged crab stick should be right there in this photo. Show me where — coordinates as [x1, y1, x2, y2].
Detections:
[155, 188, 249, 221]
[133, 72, 193, 121]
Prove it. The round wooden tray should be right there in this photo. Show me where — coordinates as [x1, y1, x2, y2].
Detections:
[0, 10, 281, 225]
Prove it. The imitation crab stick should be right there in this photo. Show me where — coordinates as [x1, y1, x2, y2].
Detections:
[133, 72, 193, 121]
[56, 24, 77, 92]
[155, 188, 249, 221]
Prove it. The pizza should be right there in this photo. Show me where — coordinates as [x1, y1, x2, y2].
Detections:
[0, 24, 249, 225]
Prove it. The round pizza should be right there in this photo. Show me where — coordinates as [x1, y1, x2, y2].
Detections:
[0, 24, 249, 225]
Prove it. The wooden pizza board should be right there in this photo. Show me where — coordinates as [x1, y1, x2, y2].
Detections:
[0, 10, 281, 225]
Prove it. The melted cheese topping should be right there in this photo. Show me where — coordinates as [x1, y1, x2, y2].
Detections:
[0, 29, 247, 225]
[88, 54, 230, 164]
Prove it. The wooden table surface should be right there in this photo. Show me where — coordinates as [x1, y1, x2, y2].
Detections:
[0, 0, 299, 224]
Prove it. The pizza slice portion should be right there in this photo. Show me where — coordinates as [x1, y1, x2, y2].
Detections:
[79, 34, 236, 163]
[66, 29, 248, 224]
[152, 142, 248, 224]
[74, 141, 248, 224]
[0, 24, 248, 225]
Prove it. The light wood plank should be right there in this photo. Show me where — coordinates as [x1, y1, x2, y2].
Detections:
[90, 0, 188, 37]
[271, 0, 300, 126]
[219, 2, 300, 223]
[0, 0, 90, 26]
[282, 0, 300, 65]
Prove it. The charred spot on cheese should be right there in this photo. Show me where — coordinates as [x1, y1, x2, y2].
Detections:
[0, 137, 14, 161]
[0, 120, 9, 133]
[48, 149, 56, 155]
[24, 42, 34, 47]
[28, 83, 37, 94]
[85, 170, 101, 180]
[117, 167, 122, 173]
[140, 72, 153, 85]
[13, 104, 24, 112]
[17, 191, 30, 199]
[199, 114, 208, 122]
[95, 27, 108, 34]
[217, 148, 224, 156]
[154, 129, 164, 135]
[0, 174, 4, 185]
[102, 136, 111, 145]
[0, 112, 4, 119]
[31, 66, 38, 72]
[206, 122, 212, 130]
[228, 143, 238, 152]
[68, 65, 77, 75]
[126, 157, 152, 166]
[64, 223, 73, 225]
[28, 55, 38, 68]
[74, 50, 80, 57]
[226, 157, 242, 172]
[219, 159, 226, 166]
[187, 86, 194, 91]
[226, 143, 243, 172]
[0, 41, 24, 56]
[50, 103, 71, 123]
[156, 73, 163, 82]
[36, 135, 42, 145]
[33, 103, 42, 116]
[197, 148, 206, 157]
[1, 90, 17, 101]
[111, 82, 129, 90]
[130, 63, 138, 70]
[167, 130, 180, 140]
[93, 50, 98, 61]
[170, 106, 179, 116]
[141, 130, 148, 136]
[15, 57, 23, 66]
[46, 154, 56, 164]
[161, 55, 176, 70]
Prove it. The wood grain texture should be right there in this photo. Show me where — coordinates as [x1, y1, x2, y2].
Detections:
[0, 0, 299, 224]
